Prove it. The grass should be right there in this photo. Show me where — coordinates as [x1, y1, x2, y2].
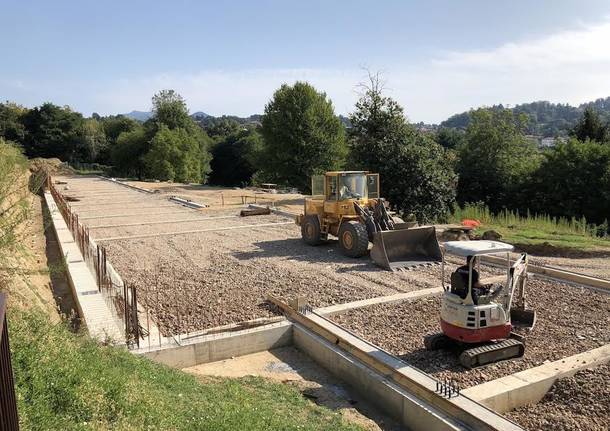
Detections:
[449, 203, 610, 252]
[9, 310, 363, 431]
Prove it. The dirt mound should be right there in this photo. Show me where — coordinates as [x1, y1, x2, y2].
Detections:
[29, 158, 74, 177]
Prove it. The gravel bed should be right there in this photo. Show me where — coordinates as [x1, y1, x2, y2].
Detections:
[332, 279, 610, 387]
[101, 220, 449, 335]
[507, 365, 610, 431]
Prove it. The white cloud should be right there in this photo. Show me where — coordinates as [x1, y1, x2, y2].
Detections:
[4, 19, 610, 123]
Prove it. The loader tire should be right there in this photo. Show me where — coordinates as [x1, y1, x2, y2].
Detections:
[301, 215, 323, 245]
[338, 221, 369, 257]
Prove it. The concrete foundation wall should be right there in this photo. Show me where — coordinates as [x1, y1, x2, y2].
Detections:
[293, 325, 466, 431]
[463, 344, 610, 413]
[140, 321, 293, 368]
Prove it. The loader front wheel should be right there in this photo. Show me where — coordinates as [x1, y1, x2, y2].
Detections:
[338, 221, 369, 257]
[301, 215, 322, 245]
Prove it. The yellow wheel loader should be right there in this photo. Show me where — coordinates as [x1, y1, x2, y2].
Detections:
[295, 171, 442, 270]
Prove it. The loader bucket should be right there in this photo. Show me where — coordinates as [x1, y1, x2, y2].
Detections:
[510, 307, 537, 330]
[370, 226, 443, 271]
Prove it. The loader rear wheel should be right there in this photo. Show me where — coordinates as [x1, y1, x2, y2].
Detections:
[301, 215, 323, 245]
[338, 221, 369, 257]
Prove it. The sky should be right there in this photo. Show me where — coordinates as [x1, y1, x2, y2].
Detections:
[2, 0, 610, 123]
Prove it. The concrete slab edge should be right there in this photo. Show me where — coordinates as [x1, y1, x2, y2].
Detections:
[462, 344, 610, 413]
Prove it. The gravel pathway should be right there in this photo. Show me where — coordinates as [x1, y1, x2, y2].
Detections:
[332, 279, 610, 387]
[507, 365, 610, 431]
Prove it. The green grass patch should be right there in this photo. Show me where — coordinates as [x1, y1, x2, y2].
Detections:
[10, 310, 363, 431]
[450, 203, 610, 251]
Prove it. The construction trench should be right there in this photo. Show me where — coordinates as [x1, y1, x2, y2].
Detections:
[46, 175, 610, 431]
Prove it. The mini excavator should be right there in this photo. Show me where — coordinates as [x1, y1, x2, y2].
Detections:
[424, 240, 537, 368]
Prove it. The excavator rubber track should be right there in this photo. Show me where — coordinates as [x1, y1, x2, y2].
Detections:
[458, 338, 525, 369]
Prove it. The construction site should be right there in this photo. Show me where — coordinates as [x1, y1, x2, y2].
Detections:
[45, 174, 610, 431]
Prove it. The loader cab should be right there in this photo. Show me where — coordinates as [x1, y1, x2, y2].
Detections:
[312, 171, 380, 202]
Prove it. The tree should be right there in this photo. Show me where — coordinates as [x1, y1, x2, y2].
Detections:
[349, 73, 456, 222]
[209, 127, 263, 186]
[528, 138, 610, 224]
[111, 126, 147, 178]
[143, 126, 206, 183]
[21, 103, 86, 162]
[98, 115, 140, 165]
[146, 90, 212, 182]
[260, 82, 346, 192]
[203, 117, 242, 141]
[79, 118, 107, 163]
[0, 102, 27, 144]
[570, 107, 609, 143]
[435, 127, 465, 150]
[456, 108, 540, 211]
[151, 89, 191, 130]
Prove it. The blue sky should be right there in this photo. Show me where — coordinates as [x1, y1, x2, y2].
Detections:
[2, 0, 610, 122]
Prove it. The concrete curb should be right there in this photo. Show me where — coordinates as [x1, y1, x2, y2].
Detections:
[462, 344, 610, 413]
[43, 191, 124, 343]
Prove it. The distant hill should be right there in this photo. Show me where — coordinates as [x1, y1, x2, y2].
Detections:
[439, 97, 610, 137]
[191, 111, 211, 120]
[120, 110, 261, 125]
[122, 110, 153, 121]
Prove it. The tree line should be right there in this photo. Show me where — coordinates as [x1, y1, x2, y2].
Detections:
[1, 79, 609, 230]
[440, 97, 610, 138]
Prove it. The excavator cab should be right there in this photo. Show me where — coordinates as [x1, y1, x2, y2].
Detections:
[297, 171, 442, 270]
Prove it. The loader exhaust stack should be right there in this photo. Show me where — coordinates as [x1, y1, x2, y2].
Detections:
[370, 226, 443, 271]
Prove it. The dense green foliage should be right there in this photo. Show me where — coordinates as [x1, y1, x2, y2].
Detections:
[527, 138, 610, 225]
[569, 107, 609, 143]
[435, 127, 465, 149]
[209, 127, 263, 186]
[21, 103, 89, 162]
[9, 309, 362, 431]
[456, 108, 541, 211]
[441, 97, 610, 137]
[348, 78, 456, 223]
[1, 87, 609, 232]
[260, 82, 347, 192]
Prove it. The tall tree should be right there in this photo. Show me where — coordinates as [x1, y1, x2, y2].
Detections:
[151, 89, 191, 130]
[528, 138, 610, 224]
[21, 103, 86, 162]
[144, 90, 212, 182]
[111, 126, 147, 179]
[456, 108, 540, 211]
[570, 107, 609, 143]
[79, 118, 107, 163]
[260, 82, 346, 192]
[0, 102, 27, 144]
[143, 126, 205, 183]
[209, 127, 263, 186]
[349, 73, 456, 222]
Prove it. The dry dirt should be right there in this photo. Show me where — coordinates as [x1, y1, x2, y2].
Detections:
[123, 179, 306, 214]
[507, 365, 610, 431]
[332, 279, 610, 388]
[184, 347, 402, 431]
